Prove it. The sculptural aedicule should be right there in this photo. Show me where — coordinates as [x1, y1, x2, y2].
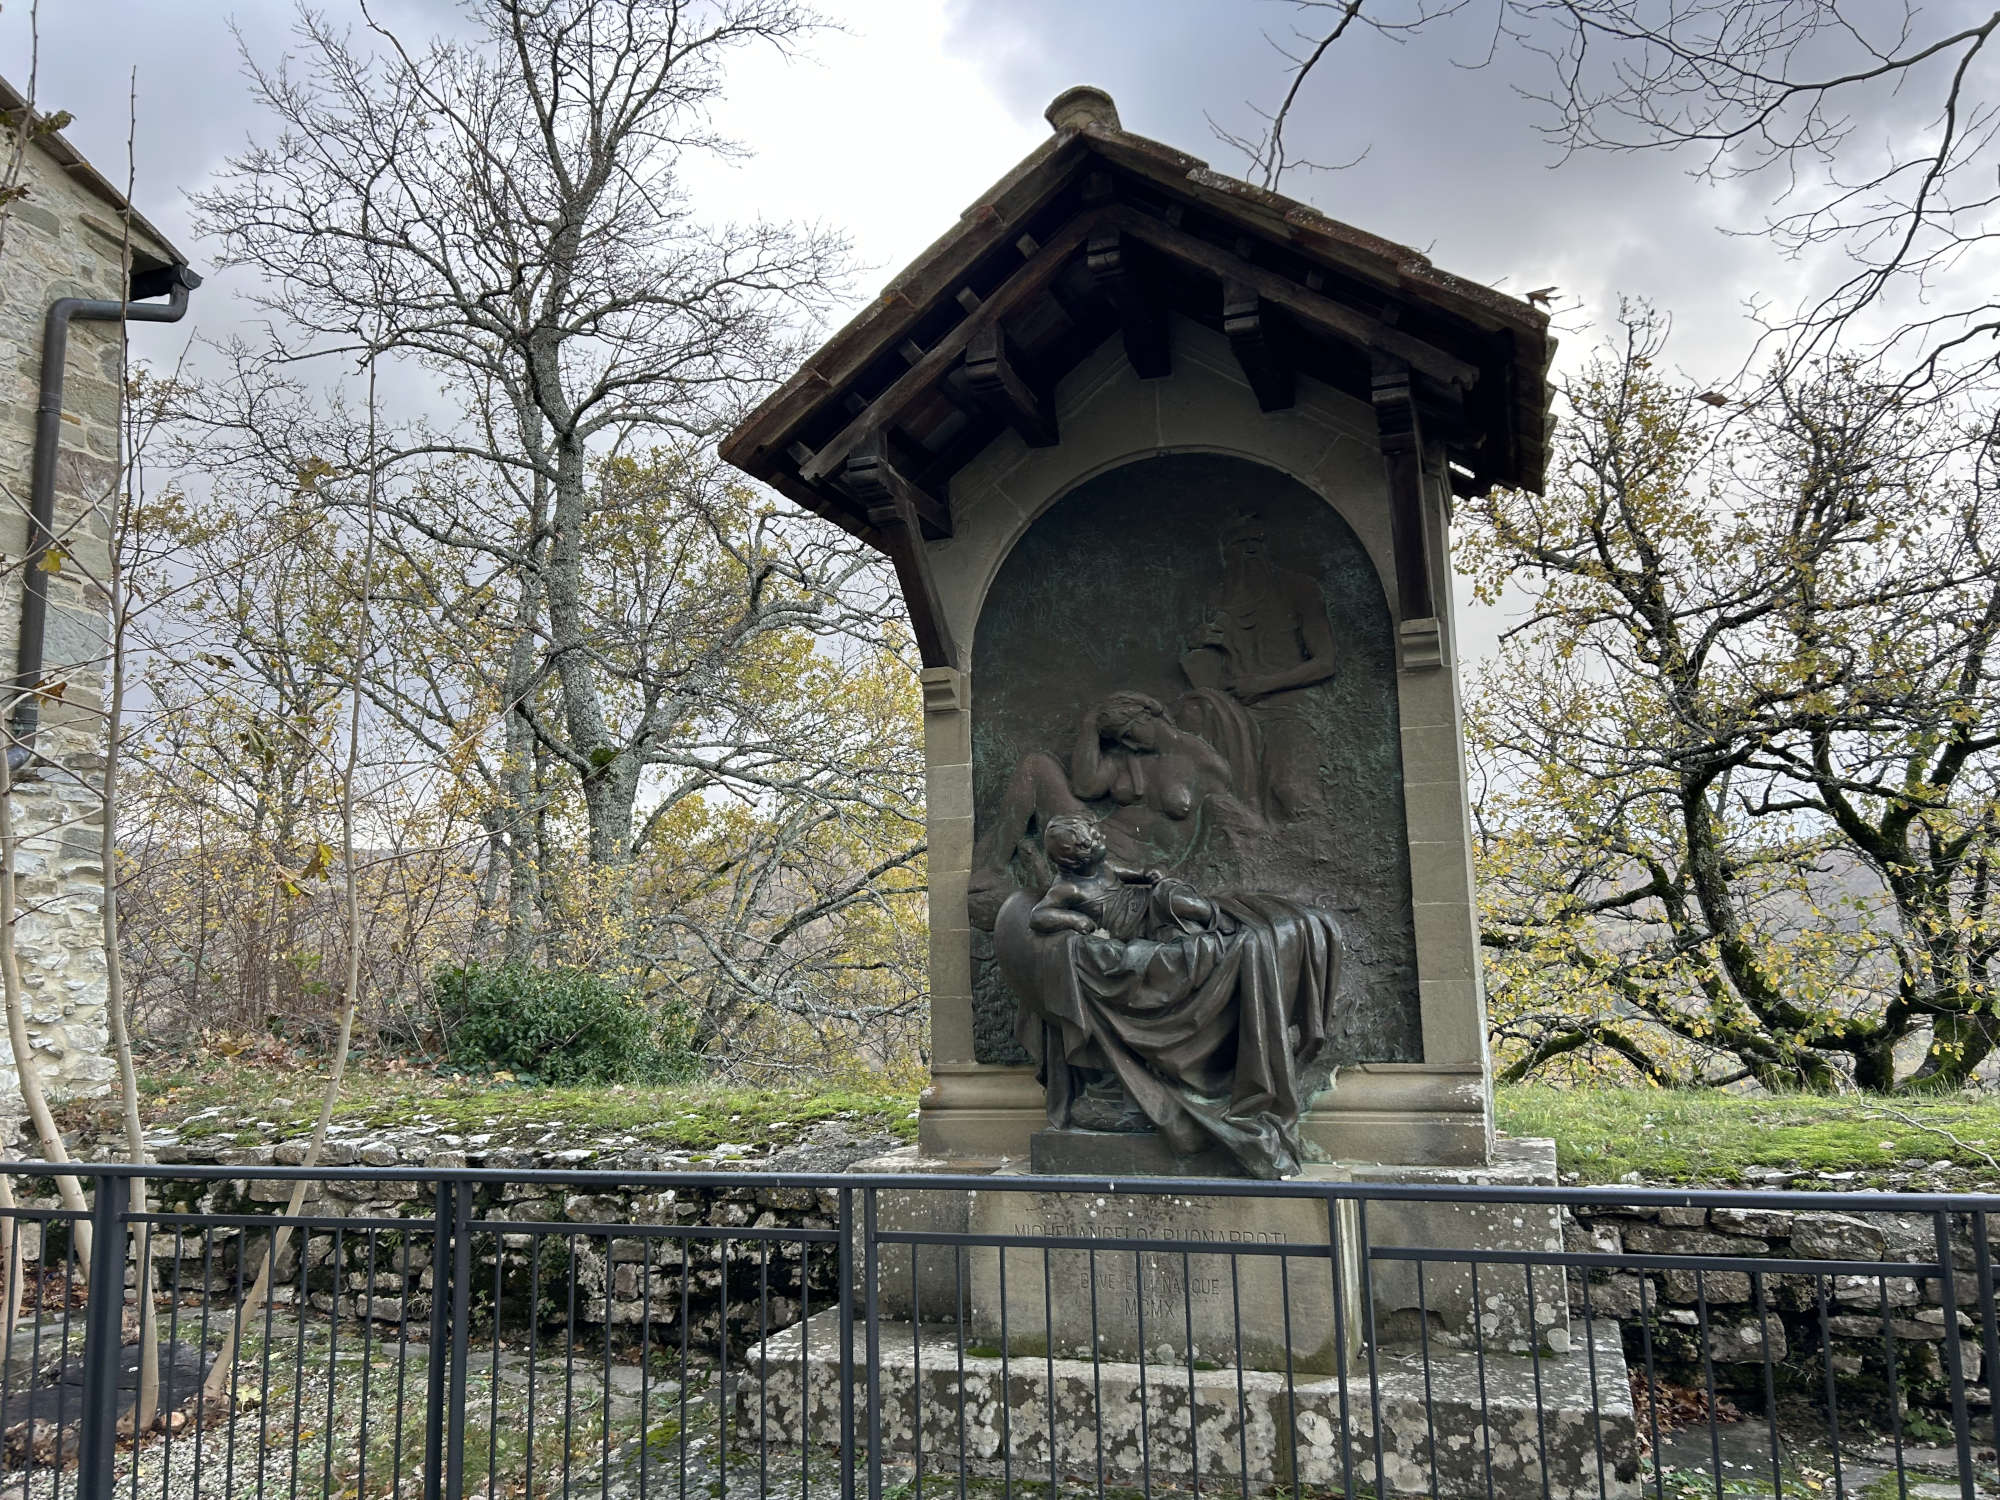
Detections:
[994, 813, 1349, 1178]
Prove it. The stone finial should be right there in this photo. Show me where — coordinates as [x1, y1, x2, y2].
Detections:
[1045, 86, 1120, 134]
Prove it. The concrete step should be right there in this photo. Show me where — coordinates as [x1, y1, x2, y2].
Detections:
[738, 1311, 1641, 1500]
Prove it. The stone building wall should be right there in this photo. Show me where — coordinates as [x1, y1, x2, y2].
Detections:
[0, 117, 179, 1109]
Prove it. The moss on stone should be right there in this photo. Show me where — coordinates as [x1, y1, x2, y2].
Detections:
[134, 1058, 920, 1152]
[1496, 1084, 2000, 1185]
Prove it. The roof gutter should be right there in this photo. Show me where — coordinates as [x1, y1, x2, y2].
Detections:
[10, 261, 201, 775]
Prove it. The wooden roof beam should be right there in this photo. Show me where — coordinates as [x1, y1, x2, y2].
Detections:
[1107, 205, 1479, 392]
[964, 325, 1058, 447]
[798, 208, 1111, 486]
[843, 430, 959, 668]
[839, 429, 952, 540]
[1222, 280, 1294, 413]
[1086, 227, 1169, 379]
[1371, 353, 1436, 624]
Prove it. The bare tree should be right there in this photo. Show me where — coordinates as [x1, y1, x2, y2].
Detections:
[1235, 1, 2000, 385]
[201, 347, 384, 1406]
[190, 0, 854, 951]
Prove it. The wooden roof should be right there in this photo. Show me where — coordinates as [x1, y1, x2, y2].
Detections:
[720, 85, 1553, 565]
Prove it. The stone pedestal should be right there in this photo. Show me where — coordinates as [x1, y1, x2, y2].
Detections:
[965, 1166, 1362, 1375]
[1354, 1137, 1572, 1354]
[1028, 1126, 1240, 1177]
[854, 1140, 1571, 1358]
[743, 1144, 1626, 1499]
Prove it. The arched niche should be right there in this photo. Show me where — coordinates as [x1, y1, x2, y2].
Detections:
[966, 451, 1421, 1076]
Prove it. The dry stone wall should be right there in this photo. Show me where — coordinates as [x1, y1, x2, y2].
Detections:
[1563, 1195, 1996, 1425]
[11, 1115, 1994, 1430]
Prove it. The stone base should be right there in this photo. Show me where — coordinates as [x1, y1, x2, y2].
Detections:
[738, 1311, 1642, 1500]
[1028, 1127, 1244, 1177]
[967, 1164, 1361, 1374]
[918, 1063, 1497, 1166]
[856, 1141, 1573, 1361]
[1353, 1136, 1570, 1354]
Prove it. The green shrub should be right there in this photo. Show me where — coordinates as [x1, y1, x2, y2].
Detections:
[431, 962, 700, 1086]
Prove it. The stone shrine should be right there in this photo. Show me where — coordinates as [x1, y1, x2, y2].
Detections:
[722, 87, 1629, 1498]
[723, 85, 1549, 1175]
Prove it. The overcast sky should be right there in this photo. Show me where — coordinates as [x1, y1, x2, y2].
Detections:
[4, 0, 1821, 650]
[8, 0, 1800, 372]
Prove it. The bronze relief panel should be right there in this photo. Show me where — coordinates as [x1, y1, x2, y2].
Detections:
[967, 453, 1422, 1098]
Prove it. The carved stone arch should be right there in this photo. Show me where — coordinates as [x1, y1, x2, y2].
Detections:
[963, 438, 1397, 645]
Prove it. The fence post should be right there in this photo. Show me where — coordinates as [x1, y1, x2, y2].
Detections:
[862, 1187, 883, 1500]
[1355, 1197, 1386, 1497]
[837, 1186, 856, 1500]
[1974, 1211, 2000, 1463]
[1931, 1211, 1977, 1500]
[422, 1178, 456, 1500]
[445, 1180, 472, 1500]
[75, 1169, 129, 1500]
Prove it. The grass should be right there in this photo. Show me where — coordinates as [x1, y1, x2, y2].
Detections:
[121, 1051, 921, 1153]
[1495, 1083, 2000, 1185]
[94, 1052, 2000, 1186]
[115, 1319, 701, 1500]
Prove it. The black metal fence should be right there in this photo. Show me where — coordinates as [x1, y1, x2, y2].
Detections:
[0, 1162, 1990, 1500]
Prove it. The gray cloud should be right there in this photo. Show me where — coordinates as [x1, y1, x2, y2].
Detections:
[4, 0, 1851, 661]
[943, 0, 1813, 382]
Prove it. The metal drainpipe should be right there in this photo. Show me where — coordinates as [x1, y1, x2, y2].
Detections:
[10, 261, 201, 774]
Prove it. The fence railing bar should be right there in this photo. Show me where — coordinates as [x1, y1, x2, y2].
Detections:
[1526, 1260, 1553, 1500]
[1815, 1276, 1847, 1500]
[1357, 1198, 1386, 1500]
[1973, 1209, 2000, 1462]
[955, 1243, 970, 1500]
[75, 1171, 126, 1500]
[676, 1234, 691, 1500]
[21, 1160, 2000, 1500]
[1130, 1246, 1148, 1500]
[1230, 1253, 1251, 1500]
[391, 1225, 414, 1500]
[863, 1191, 883, 1500]
[878, 1229, 1333, 1257]
[906, 1235, 920, 1500]
[1469, 1257, 1496, 1500]
[718, 1231, 732, 1500]
[1878, 1275, 1910, 1500]
[1694, 1271, 1723, 1500]
[1635, 1262, 1666, 1500]
[1577, 1257, 1608, 1500]
[1415, 1257, 1438, 1500]
[1042, 1242, 1057, 1499]
[1374, 1246, 1948, 1277]
[1751, 1271, 1783, 1500]
[484, 1225, 501, 1500]
[836, 1186, 855, 1500]
[324, 1223, 346, 1500]
[155, 1221, 185, 1500]
[420, 1180, 451, 1500]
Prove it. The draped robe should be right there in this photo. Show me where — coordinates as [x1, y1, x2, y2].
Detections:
[996, 882, 1345, 1178]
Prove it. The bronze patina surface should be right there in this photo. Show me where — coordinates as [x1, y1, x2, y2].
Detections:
[968, 453, 1419, 1169]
